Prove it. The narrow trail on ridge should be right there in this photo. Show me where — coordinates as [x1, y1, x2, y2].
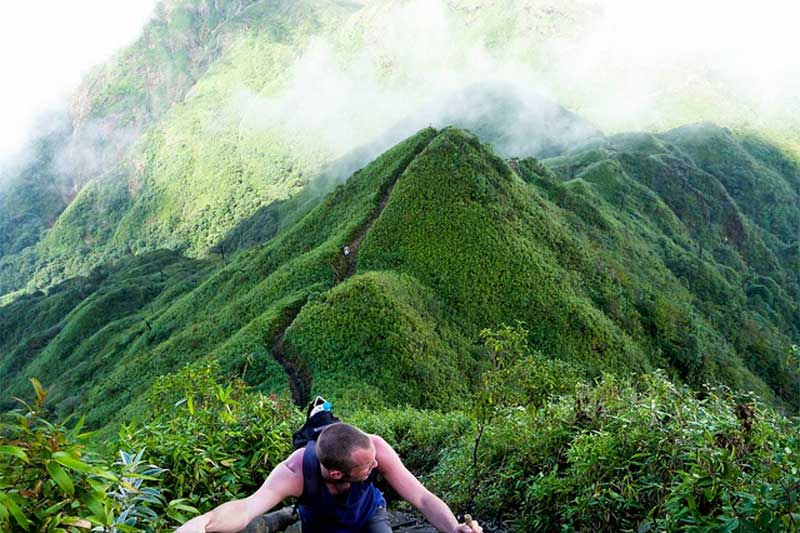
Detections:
[269, 299, 312, 407]
[342, 175, 395, 279]
[269, 135, 435, 407]
[257, 133, 508, 533]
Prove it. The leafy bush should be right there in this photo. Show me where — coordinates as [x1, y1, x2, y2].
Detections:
[120, 361, 302, 511]
[0, 379, 179, 532]
[432, 371, 800, 532]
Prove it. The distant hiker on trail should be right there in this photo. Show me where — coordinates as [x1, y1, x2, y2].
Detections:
[174, 422, 483, 533]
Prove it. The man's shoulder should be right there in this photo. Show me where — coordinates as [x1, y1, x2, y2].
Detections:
[370, 434, 401, 466]
[369, 434, 391, 451]
[278, 448, 306, 497]
[286, 447, 305, 472]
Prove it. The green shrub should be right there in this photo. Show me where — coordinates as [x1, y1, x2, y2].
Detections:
[348, 407, 471, 477]
[119, 361, 302, 512]
[0, 379, 181, 532]
[432, 371, 800, 532]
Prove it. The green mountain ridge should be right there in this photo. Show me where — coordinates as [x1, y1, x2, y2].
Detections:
[2, 125, 798, 432]
[0, 0, 360, 297]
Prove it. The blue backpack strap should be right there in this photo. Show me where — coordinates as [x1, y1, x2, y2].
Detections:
[301, 441, 322, 504]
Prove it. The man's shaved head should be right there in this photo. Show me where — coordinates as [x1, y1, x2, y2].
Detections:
[317, 423, 372, 473]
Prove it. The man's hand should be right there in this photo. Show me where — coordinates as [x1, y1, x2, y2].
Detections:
[453, 518, 483, 533]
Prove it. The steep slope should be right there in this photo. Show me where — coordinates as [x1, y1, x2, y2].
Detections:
[0, 250, 210, 415]
[0, 118, 75, 296]
[0, 127, 439, 424]
[540, 125, 799, 404]
[0, 0, 265, 292]
[0, 0, 360, 297]
[3, 125, 796, 430]
[353, 128, 646, 372]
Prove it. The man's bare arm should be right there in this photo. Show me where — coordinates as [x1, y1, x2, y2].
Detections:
[174, 449, 304, 533]
[373, 437, 481, 533]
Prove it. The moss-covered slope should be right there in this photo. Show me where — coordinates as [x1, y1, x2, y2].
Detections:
[1, 125, 798, 430]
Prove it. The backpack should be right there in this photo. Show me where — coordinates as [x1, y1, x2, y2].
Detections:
[292, 395, 340, 450]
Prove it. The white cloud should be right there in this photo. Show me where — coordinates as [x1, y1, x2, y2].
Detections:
[229, 0, 799, 168]
[230, 0, 552, 161]
[546, 0, 800, 130]
[2, 0, 797, 171]
[0, 1, 158, 165]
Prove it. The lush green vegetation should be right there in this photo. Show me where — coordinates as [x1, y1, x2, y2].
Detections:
[4, 0, 798, 301]
[0, 379, 196, 532]
[432, 371, 800, 532]
[2, 123, 798, 419]
[120, 360, 301, 510]
[0, 0, 361, 297]
[1, 3, 799, 529]
[358, 128, 650, 377]
[0, 249, 211, 418]
[5, 328, 800, 531]
[539, 126, 799, 407]
[285, 270, 477, 410]
[3, 123, 799, 530]
[0, 127, 439, 427]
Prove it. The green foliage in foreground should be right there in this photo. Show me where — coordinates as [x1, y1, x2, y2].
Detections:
[433, 372, 800, 532]
[6, 332, 800, 532]
[1, 367, 299, 531]
[120, 361, 302, 511]
[0, 379, 196, 532]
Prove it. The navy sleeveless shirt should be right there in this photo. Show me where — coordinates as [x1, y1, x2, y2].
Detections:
[298, 441, 385, 532]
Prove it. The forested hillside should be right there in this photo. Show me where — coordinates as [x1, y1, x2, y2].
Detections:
[3, 124, 798, 423]
[3, 0, 796, 302]
[3, 125, 799, 531]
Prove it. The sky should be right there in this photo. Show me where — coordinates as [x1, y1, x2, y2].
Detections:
[0, 1, 159, 164]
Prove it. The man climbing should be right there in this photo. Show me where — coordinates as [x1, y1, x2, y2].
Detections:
[174, 422, 483, 533]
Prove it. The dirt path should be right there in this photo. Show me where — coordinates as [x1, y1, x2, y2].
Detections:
[269, 176, 404, 408]
[269, 136, 433, 407]
[343, 179, 397, 278]
[242, 507, 439, 533]
[270, 307, 311, 406]
[271, 175, 400, 407]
